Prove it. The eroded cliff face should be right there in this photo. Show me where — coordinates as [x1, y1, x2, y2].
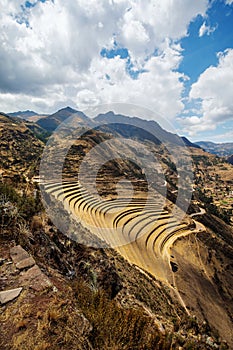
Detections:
[170, 225, 233, 348]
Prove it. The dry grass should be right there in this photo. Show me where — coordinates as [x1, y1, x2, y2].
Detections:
[7, 292, 90, 350]
[1, 281, 172, 350]
[0, 275, 216, 350]
[72, 280, 183, 350]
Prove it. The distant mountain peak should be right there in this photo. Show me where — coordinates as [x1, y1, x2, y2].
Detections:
[58, 106, 78, 113]
[94, 111, 184, 146]
[24, 109, 37, 114]
[9, 110, 38, 118]
[36, 106, 92, 132]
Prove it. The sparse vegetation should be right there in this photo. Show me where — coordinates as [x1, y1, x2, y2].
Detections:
[1, 278, 216, 350]
[0, 182, 42, 221]
[0, 111, 232, 349]
[0, 181, 43, 242]
[196, 188, 231, 224]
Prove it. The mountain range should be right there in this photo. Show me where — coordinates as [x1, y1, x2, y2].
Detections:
[0, 106, 232, 348]
[7, 107, 201, 149]
[195, 141, 233, 157]
[9, 110, 48, 122]
[10, 108, 232, 158]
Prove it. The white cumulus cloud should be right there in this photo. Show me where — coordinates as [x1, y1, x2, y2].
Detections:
[180, 49, 233, 136]
[0, 0, 209, 126]
[199, 21, 217, 37]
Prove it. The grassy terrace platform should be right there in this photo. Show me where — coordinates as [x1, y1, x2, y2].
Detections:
[44, 181, 196, 282]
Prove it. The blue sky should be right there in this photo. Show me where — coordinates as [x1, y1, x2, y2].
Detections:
[178, 0, 233, 141]
[0, 0, 233, 142]
[179, 1, 233, 84]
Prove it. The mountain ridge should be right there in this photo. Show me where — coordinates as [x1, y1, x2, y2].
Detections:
[36, 106, 92, 132]
[35, 107, 201, 149]
[195, 140, 233, 157]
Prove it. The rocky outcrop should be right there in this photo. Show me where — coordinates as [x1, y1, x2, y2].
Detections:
[10, 245, 35, 269]
[1, 245, 52, 294]
[16, 257, 35, 270]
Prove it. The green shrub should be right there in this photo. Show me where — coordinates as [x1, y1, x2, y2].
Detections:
[0, 182, 43, 230]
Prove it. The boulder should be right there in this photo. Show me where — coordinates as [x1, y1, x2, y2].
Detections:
[10, 245, 30, 264]
[0, 287, 23, 305]
[16, 257, 35, 270]
[19, 265, 52, 291]
[10, 245, 36, 270]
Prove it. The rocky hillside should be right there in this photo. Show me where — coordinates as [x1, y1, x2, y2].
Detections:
[227, 154, 233, 165]
[0, 182, 226, 350]
[39, 122, 233, 347]
[190, 147, 233, 225]
[0, 113, 44, 180]
[0, 108, 232, 349]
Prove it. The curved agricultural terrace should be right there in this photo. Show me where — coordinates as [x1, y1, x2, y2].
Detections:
[44, 181, 201, 282]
